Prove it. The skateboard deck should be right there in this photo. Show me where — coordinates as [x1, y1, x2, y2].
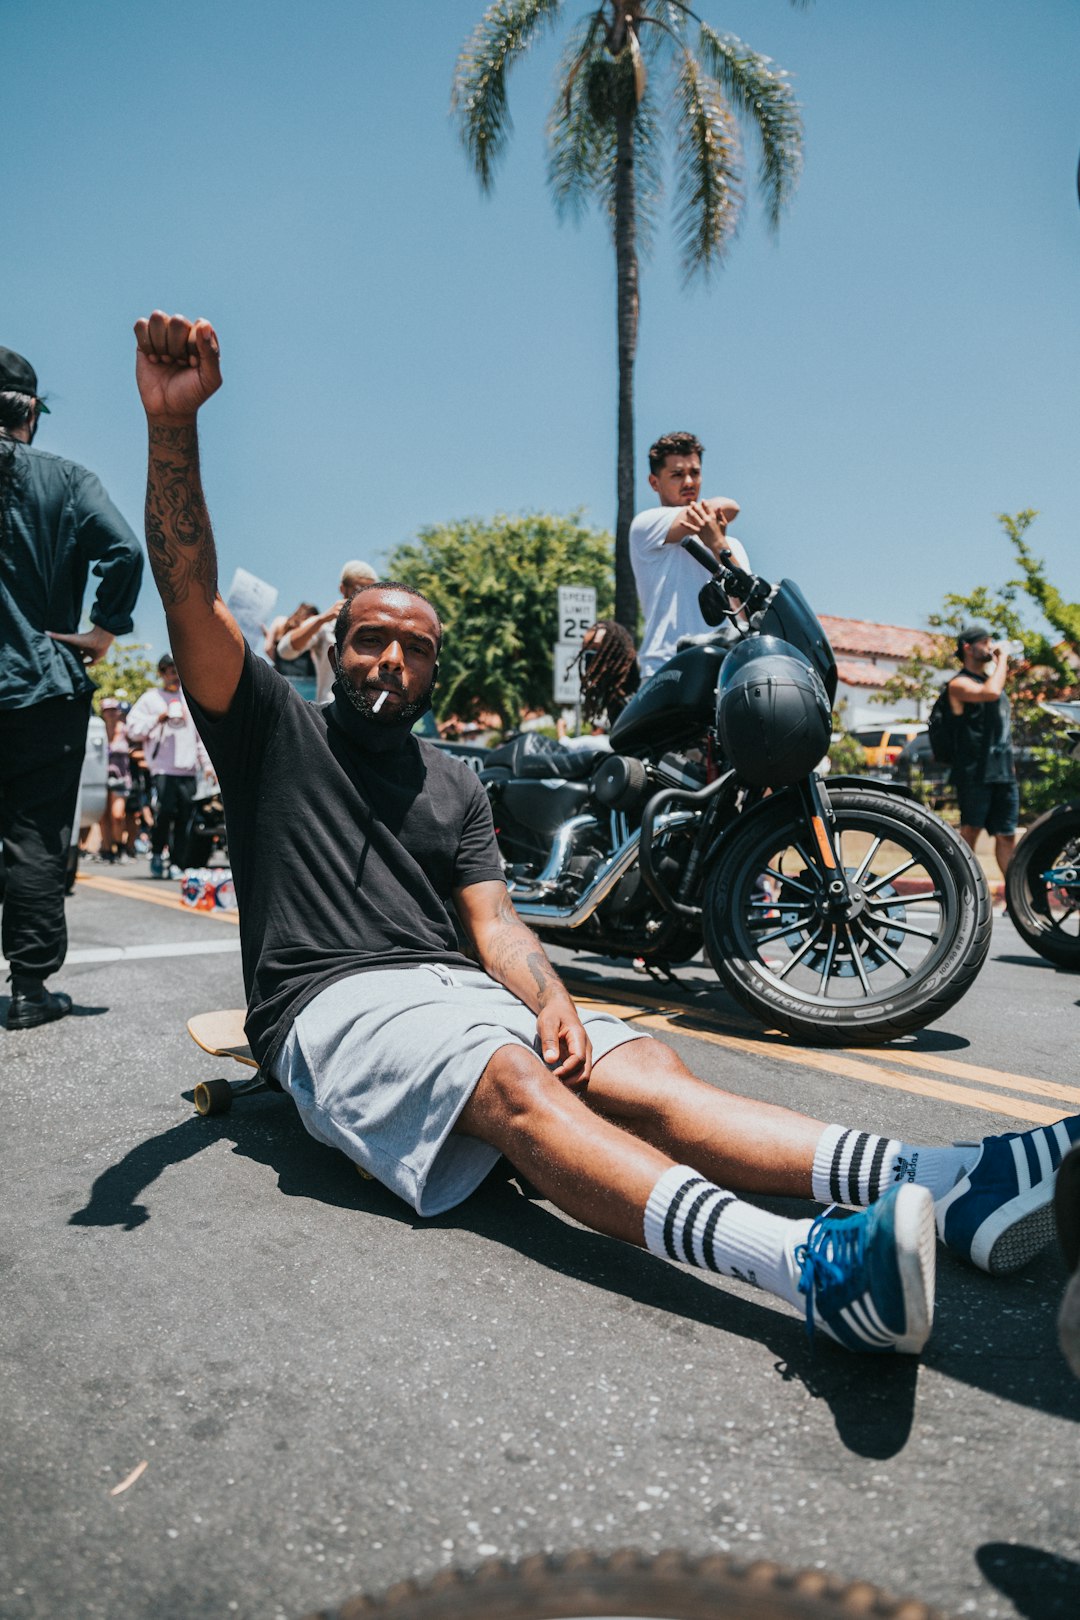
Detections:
[187, 1009, 265, 1114]
[187, 1009, 258, 1069]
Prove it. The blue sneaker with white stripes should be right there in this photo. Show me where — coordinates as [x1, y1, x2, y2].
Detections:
[796, 1183, 936, 1354]
[935, 1116, 1080, 1275]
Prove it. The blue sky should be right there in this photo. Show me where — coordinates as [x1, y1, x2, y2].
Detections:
[5, 0, 1079, 661]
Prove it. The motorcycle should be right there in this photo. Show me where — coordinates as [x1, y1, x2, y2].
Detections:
[1004, 706, 1080, 969]
[479, 540, 992, 1045]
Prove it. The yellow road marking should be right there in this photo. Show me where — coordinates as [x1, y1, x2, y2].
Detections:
[571, 989, 1071, 1126]
[76, 871, 240, 925]
[74, 886, 1070, 1125]
[846, 1044, 1080, 1107]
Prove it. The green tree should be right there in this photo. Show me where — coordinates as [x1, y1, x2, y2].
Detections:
[453, 1, 804, 628]
[868, 646, 946, 721]
[389, 512, 613, 729]
[91, 642, 157, 713]
[1002, 507, 1080, 685]
[922, 514, 1080, 818]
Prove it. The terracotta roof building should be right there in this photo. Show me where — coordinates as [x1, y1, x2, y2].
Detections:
[816, 614, 948, 726]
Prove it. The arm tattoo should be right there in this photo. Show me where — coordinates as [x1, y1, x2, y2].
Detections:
[483, 892, 563, 1007]
[145, 423, 218, 611]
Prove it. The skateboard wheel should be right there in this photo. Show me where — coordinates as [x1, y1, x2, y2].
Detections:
[194, 1078, 233, 1116]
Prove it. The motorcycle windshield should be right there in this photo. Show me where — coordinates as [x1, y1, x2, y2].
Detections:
[756, 580, 837, 703]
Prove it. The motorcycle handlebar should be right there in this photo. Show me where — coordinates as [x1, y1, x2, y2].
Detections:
[680, 536, 770, 615]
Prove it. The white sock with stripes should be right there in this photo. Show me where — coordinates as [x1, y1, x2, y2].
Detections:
[643, 1165, 810, 1310]
[812, 1125, 976, 1207]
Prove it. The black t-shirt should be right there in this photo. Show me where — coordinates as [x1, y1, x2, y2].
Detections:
[186, 647, 505, 1068]
[951, 670, 1015, 786]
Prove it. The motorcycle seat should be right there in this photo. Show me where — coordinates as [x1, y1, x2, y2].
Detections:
[483, 732, 608, 782]
[675, 627, 736, 654]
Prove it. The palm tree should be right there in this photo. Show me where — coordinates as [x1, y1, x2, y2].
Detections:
[453, 1, 805, 628]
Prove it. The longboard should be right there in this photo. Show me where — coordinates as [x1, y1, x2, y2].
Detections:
[186, 1009, 267, 1114]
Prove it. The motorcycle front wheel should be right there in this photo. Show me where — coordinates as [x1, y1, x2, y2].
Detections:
[703, 786, 992, 1045]
[1005, 799, 1080, 969]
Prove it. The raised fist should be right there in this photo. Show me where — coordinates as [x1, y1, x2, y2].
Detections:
[134, 311, 222, 422]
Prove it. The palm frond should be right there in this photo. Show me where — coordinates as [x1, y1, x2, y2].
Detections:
[696, 24, 803, 230]
[548, 23, 663, 252]
[642, 0, 693, 33]
[616, 91, 663, 256]
[547, 19, 610, 220]
[452, 0, 565, 191]
[673, 50, 741, 280]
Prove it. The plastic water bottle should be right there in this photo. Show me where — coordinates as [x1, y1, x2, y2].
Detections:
[214, 871, 236, 910]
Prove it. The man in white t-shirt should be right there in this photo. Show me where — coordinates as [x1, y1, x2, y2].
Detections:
[275, 558, 378, 703]
[629, 430, 751, 678]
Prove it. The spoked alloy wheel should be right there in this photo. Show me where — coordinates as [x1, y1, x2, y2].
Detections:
[703, 787, 991, 1045]
[1005, 799, 1080, 969]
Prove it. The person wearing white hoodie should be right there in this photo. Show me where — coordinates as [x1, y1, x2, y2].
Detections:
[126, 652, 209, 875]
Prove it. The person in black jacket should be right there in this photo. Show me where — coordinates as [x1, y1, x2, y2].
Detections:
[0, 346, 143, 1028]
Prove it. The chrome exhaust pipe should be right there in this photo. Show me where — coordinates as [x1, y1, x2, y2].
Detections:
[511, 810, 697, 929]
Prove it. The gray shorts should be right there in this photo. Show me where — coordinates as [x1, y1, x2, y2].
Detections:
[270, 963, 646, 1216]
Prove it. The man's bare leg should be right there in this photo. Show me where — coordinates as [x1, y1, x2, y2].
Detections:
[581, 1037, 821, 1196]
[454, 1041, 937, 1355]
[994, 832, 1015, 876]
[455, 1043, 673, 1246]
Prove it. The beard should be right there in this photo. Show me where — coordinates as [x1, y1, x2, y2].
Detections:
[333, 674, 434, 730]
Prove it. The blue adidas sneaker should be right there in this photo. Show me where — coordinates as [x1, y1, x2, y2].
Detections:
[935, 1116, 1080, 1275]
[796, 1183, 936, 1354]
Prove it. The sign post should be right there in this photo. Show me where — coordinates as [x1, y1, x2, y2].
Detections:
[554, 585, 597, 735]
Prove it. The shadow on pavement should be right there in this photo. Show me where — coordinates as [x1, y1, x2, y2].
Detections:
[993, 954, 1074, 973]
[976, 1542, 1080, 1620]
[66, 1099, 1080, 1451]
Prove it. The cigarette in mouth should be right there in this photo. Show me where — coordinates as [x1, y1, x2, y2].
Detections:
[372, 690, 388, 713]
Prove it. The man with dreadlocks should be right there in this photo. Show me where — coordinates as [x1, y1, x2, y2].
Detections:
[574, 620, 640, 729]
[0, 346, 143, 1029]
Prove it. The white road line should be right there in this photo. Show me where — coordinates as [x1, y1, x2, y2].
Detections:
[0, 940, 243, 969]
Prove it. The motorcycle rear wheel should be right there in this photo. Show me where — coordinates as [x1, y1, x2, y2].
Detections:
[1004, 799, 1080, 969]
[703, 786, 991, 1046]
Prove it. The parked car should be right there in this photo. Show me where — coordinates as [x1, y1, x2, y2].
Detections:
[893, 730, 951, 806]
[852, 722, 926, 770]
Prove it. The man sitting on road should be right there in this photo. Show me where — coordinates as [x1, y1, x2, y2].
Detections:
[132, 310, 1080, 1360]
[630, 431, 748, 679]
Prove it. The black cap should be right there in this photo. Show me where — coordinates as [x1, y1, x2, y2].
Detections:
[158, 652, 177, 672]
[957, 622, 992, 648]
[0, 347, 49, 411]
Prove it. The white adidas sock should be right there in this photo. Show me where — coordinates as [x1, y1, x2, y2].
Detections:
[643, 1165, 810, 1311]
[812, 1124, 977, 1207]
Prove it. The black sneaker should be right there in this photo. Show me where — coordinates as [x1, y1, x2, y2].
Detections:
[6, 987, 73, 1030]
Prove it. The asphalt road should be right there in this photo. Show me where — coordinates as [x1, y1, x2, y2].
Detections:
[2, 863, 1079, 1620]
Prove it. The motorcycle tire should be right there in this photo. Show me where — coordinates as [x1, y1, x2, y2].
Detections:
[1004, 799, 1080, 969]
[702, 786, 991, 1046]
[303, 1548, 942, 1620]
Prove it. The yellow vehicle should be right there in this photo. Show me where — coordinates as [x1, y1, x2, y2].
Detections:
[853, 723, 926, 770]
